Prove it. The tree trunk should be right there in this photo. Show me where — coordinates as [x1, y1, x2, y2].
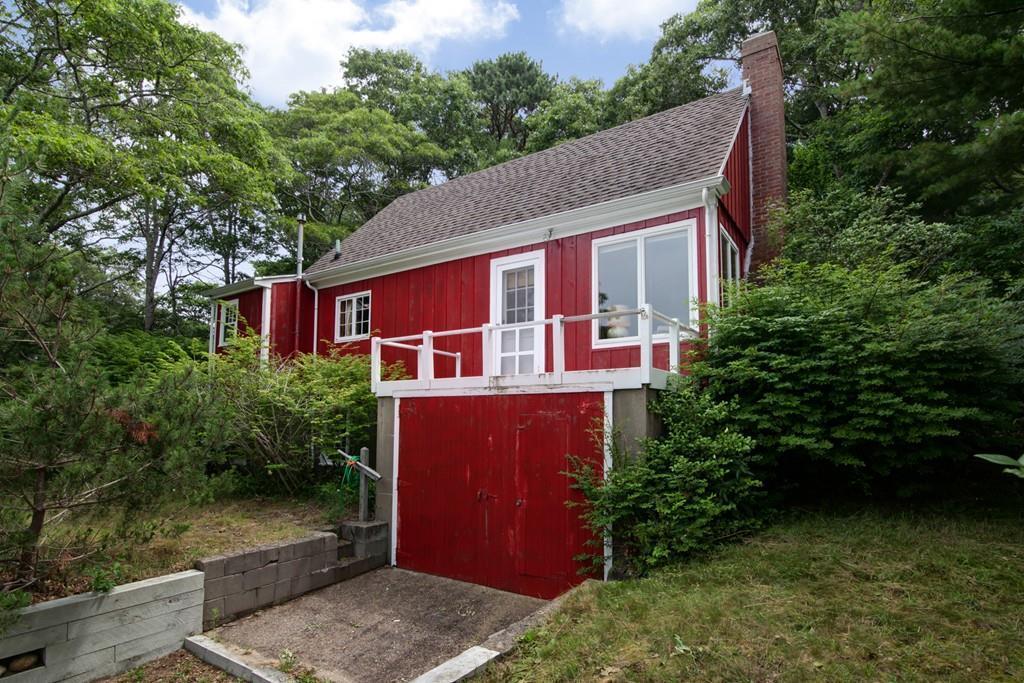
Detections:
[17, 466, 48, 583]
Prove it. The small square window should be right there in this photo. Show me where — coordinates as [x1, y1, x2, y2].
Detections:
[335, 292, 371, 341]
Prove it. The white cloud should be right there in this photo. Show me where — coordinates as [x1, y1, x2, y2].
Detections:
[180, 0, 519, 105]
[557, 0, 696, 42]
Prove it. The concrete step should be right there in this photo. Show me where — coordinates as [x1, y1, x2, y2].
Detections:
[333, 553, 387, 582]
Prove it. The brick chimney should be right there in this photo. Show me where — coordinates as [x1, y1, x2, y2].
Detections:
[740, 31, 786, 269]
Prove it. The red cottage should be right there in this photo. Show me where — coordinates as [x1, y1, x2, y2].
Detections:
[207, 32, 786, 599]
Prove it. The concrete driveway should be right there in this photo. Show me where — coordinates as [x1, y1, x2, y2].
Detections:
[208, 567, 546, 682]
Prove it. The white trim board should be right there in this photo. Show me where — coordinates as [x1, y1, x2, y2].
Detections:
[390, 397, 400, 567]
[307, 176, 729, 288]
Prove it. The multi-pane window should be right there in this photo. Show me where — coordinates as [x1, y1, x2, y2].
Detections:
[218, 300, 239, 346]
[490, 251, 544, 376]
[498, 265, 537, 375]
[720, 228, 742, 305]
[595, 225, 693, 341]
[335, 292, 371, 341]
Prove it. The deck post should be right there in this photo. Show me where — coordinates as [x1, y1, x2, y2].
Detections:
[639, 304, 653, 385]
[420, 331, 434, 381]
[370, 337, 381, 392]
[454, 352, 462, 378]
[552, 314, 565, 382]
[482, 324, 494, 377]
[669, 318, 681, 374]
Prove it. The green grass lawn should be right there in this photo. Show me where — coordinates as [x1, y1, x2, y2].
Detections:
[485, 504, 1024, 682]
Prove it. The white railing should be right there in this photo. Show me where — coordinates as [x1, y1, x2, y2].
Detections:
[370, 303, 699, 394]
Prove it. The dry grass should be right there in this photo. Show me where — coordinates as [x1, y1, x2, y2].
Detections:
[32, 498, 330, 601]
[484, 504, 1024, 682]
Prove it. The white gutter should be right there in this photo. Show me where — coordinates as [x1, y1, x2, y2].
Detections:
[306, 175, 730, 288]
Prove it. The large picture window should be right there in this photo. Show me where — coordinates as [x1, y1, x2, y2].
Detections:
[593, 222, 696, 343]
[335, 292, 371, 341]
[218, 299, 239, 346]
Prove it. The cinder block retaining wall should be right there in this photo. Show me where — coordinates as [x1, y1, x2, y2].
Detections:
[0, 570, 202, 683]
[197, 531, 367, 630]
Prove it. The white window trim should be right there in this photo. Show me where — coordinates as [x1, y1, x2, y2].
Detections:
[334, 290, 372, 342]
[591, 219, 699, 349]
[720, 227, 741, 283]
[489, 250, 546, 374]
[218, 299, 239, 347]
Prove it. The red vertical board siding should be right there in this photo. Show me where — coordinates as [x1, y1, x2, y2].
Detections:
[267, 281, 316, 357]
[316, 209, 705, 373]
[397, 392, 604, 598]
[721, 109, 752, 245]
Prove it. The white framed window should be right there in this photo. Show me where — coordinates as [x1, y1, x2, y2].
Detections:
[490, 250, 545, 375]
[720, 227, 742, 305]
[334, 291, 371, 342]
[218, 299, 239, 346]
[592, 220, 698, 346]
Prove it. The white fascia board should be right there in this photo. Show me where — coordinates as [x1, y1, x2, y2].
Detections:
[203, 276, 297, 299]
[306, 175, 731, 288]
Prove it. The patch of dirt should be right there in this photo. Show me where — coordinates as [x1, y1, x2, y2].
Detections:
[102, 649, 238, 682]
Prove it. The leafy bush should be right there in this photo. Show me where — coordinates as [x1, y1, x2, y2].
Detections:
[207, 334, 379, 497]
[777, 186, 964, 277]
[571, 381, 760, 573]
[693, 261, 1024, 486]
[89, 331, 190, 384]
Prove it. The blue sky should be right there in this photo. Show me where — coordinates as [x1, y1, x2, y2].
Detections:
[178, 0, 699, 106]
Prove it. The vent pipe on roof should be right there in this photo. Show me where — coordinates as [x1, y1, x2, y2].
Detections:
[334, 239, 341, 259]
[296, 213, 306, 277]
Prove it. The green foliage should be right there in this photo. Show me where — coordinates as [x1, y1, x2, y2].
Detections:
[86, 562, 125, 593]
[525, 79, 606, 152]
[842, 0, 1024, 215]
[778, 186, 965, 277]
[207, 334, 379, 498]
[975, 453, 1024, 480]
[89, 331, 188, 385]
[693, 262, 1024, 485]
[267, 88, 446, 270]
[571, 381, 760, 573]
[465, 52, 556, 153]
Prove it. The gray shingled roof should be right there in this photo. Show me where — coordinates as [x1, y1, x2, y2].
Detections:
[307, 87, 746, 275]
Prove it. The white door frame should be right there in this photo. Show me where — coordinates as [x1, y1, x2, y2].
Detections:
[489, 250, 546, 375]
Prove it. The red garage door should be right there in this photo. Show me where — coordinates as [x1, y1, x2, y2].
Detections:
[396, 392, 605, 598]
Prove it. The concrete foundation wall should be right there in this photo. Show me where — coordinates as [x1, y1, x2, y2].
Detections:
[375, 396, 396, 556]
[611, 387, 663, 459]
[0, 570, 203, 683]
[195, 532, 339, 630]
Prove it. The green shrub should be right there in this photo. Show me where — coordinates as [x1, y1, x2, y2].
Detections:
[694, 261, 1024, 486]
[207, 334, 380, 497]
[571, 381, 760, 573]
[89, 331, 189, 384]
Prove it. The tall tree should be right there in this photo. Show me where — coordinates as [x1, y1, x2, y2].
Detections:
[465, 52, 556, 153]
[267, 89, 445, 272]
[843, 0, 1024, 215]
[342, 48, 480, 177]
[525, 78, 607, 152]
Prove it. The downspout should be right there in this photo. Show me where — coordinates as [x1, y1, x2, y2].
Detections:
[207, 301, 217, 356]
[702, 187, 720, 307]
[293, 214, 305, 355]
[304, 279, 319, 356]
